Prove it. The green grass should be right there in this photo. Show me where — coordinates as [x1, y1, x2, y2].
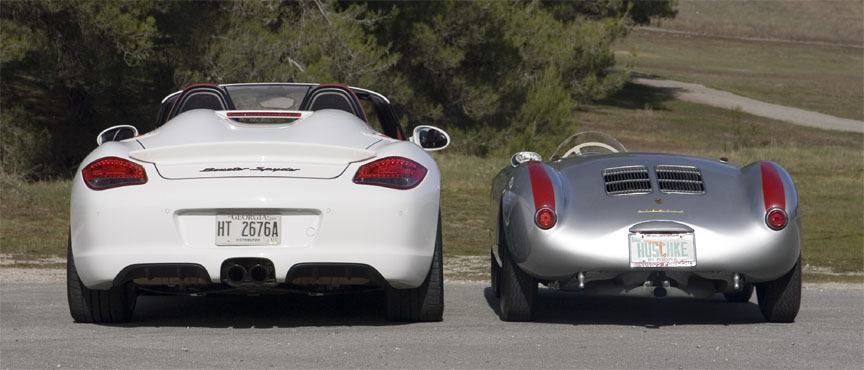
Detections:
[616, 30, 864, 121]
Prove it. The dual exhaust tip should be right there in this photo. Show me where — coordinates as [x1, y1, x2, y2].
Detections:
[226, 264, 269, 285]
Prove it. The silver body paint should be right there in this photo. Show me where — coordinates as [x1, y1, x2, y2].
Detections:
[489, 152, 800, 297]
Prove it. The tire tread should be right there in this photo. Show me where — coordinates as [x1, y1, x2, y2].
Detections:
[756, 256, 801, 323]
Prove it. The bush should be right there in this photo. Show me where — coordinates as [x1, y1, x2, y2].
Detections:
[0, 105, 52, 180]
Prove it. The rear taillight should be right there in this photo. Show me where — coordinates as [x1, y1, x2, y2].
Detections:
[760, 162, 788, 231]
[766, 208, 788, 230]
[81, 157, 147, 190]
[534, 207, 557, 229]
[353, 157, 427, 189]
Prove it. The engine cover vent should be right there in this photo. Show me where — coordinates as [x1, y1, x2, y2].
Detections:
[656, 165, 705, 194]
[603, 166, 652, 195]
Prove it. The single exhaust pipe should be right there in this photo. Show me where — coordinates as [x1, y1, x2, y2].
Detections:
[227, 264, 247, 283]
[249, 264, 268, 282]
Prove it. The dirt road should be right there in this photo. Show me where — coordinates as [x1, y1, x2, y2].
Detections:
[632, 76, 864, 133]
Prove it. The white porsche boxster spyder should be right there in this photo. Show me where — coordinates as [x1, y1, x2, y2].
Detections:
[67, 83, 450, 323]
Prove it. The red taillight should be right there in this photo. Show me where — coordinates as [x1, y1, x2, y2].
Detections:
[766, 208, 788, 230]
[353, 157, 427, 189]
[81, 157, 147, 190]
[535, 207, 557, 229]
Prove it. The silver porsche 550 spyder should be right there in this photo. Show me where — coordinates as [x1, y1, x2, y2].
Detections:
[489, 132, 801, 322]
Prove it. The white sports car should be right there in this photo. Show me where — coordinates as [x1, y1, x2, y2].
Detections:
[67, 83, 450, 323]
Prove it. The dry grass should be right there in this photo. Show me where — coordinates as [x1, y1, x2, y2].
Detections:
[0, 177, 71, 259]
[652, 0, 863, 46]
[616, 30, 864, 121]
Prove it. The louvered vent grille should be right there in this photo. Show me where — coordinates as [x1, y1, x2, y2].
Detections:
[603, 166, 652, 195]
[656, 165, 705, 194]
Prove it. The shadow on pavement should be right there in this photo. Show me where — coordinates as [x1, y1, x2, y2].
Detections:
[482, 287, 765, 327]
[121, 291, 399, 328]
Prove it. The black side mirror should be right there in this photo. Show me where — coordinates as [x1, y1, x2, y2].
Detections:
[410, 125, 450, 151]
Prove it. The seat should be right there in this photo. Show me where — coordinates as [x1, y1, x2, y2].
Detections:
[300, 85, 367, 122]
[178, 92, 225, 113]
[166, 84, 230, 121]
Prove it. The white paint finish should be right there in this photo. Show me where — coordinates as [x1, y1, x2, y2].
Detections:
[72, 104, 441, 290]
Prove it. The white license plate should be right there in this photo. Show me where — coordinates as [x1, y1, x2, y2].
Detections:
[215, 214, 281, 246]
[629, 232, 696, 268]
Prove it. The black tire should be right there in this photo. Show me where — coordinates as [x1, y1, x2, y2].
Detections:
[490, 251, 501, 298]
[385, 216, 444, 322]
[756, 256, 801, 323]
[498, 245, 537, 322]
[723, 284, 754, 303]
[67, 237, 136, 323]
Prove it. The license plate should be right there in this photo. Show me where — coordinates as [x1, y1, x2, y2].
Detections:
[215, 214, 281, 246]
[629, 232, 696, 268]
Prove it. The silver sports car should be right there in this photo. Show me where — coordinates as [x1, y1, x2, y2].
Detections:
[489, 132, 801, 322]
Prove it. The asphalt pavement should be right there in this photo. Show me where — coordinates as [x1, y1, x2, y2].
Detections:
[1, 282, 862, 369]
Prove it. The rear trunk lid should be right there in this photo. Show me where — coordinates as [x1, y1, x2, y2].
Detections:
[550, 153, 759, 233]
[131, 110, 382, 179]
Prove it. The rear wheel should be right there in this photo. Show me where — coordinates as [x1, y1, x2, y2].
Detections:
[756, 256, 801, 323]
[67, 238, 136, 323]
[490, 251, 501, 298]
[498, 245, 537, 322]
[385, 216, 444, 322]
[723, 284, 754, 303]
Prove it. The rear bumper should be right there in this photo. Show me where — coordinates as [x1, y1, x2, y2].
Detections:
[71, 170, 440, 290]
[505, 213, 801, 284]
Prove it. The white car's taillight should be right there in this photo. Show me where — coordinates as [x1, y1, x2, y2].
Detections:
[81, 157, 147, 190]
[353, 157, 427, 189]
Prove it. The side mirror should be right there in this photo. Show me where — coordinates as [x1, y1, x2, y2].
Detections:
[511, 151, 542, 167]
[96, 125, 138, 145]
[409, 125, 450, 151]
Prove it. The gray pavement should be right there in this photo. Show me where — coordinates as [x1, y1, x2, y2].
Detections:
[1, 282, 862, 369]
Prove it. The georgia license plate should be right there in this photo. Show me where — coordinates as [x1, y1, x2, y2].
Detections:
[629, 232, 696, 268]
[215, 214, 281, 246]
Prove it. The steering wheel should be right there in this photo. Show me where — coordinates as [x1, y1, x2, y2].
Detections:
[562, 142, 620, 158]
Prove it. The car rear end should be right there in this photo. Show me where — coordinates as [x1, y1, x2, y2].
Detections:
[70, 110, 440, 293]
[502, 154, 800, 297]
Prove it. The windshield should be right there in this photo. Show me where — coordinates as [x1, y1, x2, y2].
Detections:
[224, 85, 312, 110]
[550, 131, 627, 160]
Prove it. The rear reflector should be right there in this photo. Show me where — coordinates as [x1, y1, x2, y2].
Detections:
[760, 162, 788, 230]
[535, 207, 557, 229]
[766, 208, 788, 230]
[528, 162, 557, 229]
[82, 157, 147, 190]
[353, 157, 427, 189]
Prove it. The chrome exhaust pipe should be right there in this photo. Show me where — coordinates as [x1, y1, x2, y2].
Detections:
[227, 264, 247, 283]
[249, 264, 268, 282]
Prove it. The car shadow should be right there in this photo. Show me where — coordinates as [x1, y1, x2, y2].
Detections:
[589, 74, 680, 111]
[118, 291, 400, 328]
[482, 287, 766, 327]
